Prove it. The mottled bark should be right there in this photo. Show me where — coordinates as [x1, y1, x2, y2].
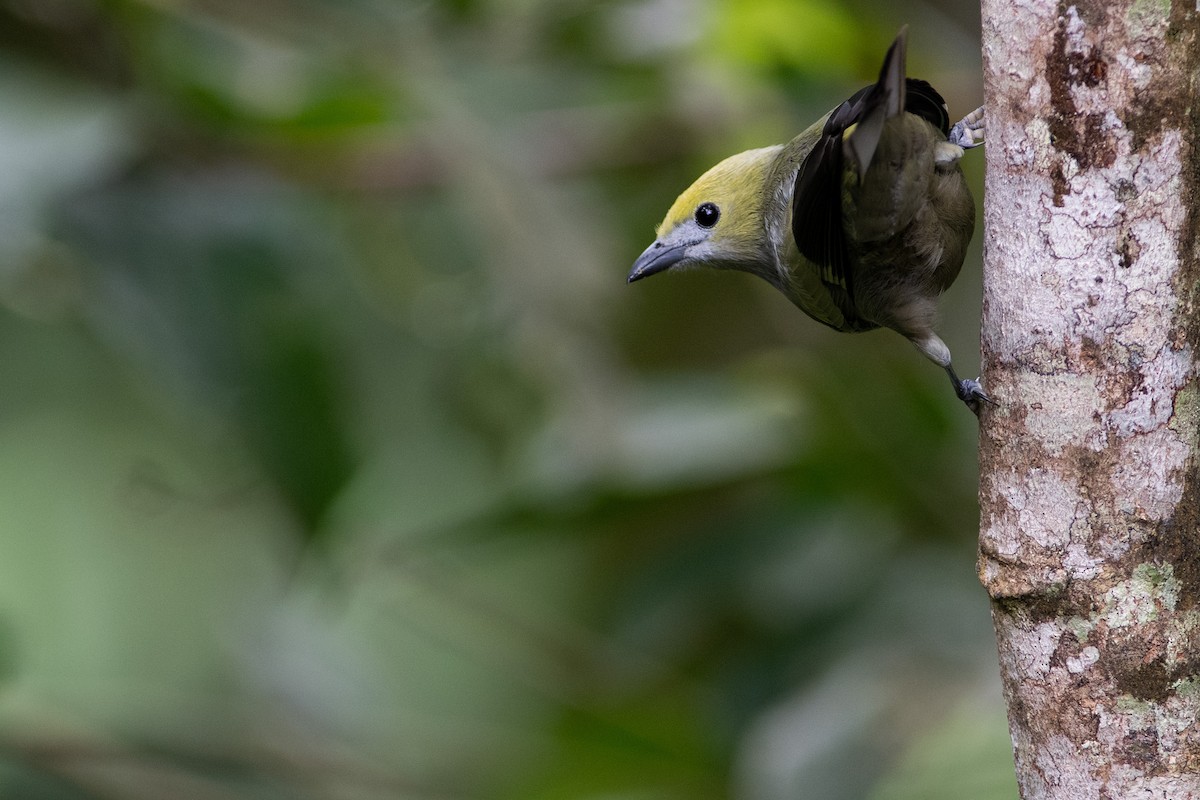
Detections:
[979, 0, 1200, 798]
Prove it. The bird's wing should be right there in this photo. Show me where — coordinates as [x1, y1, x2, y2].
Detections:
[789, 90, 869, 315]
[778, 245, 854, 332]
[902, 79, 951, 135]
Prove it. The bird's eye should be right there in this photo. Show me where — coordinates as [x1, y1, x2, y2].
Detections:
[694, 202, 720, 228]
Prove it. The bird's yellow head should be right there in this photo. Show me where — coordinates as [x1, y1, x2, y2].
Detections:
[628, 145, 782, 285]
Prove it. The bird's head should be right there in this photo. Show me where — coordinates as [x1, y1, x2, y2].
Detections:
[628, 145, 782, 285]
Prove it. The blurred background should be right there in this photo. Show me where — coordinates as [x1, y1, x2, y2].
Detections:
[0, 0, 1015, 798]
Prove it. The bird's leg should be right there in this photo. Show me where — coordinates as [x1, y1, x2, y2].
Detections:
[910, 333, 996, 415]
[946, 365, 996, 416]
[948, 106, 985, 149]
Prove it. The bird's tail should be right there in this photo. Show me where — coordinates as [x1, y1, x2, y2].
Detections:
[845, 26, 908, 182]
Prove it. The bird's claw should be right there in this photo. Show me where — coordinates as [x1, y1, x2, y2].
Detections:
[949, 106, 985, 149]
[956, 377, 996, 416]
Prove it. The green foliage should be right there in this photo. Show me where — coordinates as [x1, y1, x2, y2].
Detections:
[0, 0, 1012, 798]
[710, 0, 863, 76]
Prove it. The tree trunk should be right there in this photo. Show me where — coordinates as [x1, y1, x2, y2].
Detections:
[978, 1, 1200, 797]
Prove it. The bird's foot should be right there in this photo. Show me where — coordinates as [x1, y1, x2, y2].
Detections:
[949, 106, 985, 149]
[955, 376, 997, 416]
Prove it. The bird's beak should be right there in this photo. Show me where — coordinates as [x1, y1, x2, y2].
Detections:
[627, 241, 688, 284]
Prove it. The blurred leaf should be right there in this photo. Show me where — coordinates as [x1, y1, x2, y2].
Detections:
[710, 0, 864, 76]
[868, 698, 1019, 800]
[54, 171, 359, 540]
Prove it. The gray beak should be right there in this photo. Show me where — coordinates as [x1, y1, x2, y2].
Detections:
[627, 241, 689, 284]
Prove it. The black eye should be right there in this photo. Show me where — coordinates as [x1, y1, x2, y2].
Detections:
[694, 202, 720, 228]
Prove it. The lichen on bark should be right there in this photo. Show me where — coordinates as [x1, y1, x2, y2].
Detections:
[979, 0, 1200, 796]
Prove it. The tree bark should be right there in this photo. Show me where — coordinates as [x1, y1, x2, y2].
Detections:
[979, 1, 1200, 797]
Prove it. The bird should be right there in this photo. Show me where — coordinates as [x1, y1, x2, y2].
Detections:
[627, 27, 990, 413]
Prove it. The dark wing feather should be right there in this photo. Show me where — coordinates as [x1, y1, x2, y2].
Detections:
[790, 97, 861, 297]
[903, 78, 950, 134]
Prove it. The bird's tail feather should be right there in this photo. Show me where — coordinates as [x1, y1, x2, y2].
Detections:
[845, 26, 908, 181]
